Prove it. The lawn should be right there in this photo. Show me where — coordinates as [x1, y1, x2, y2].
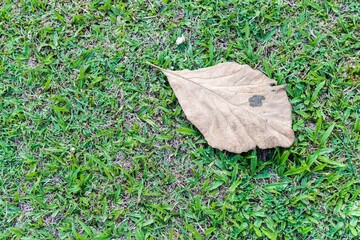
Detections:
[0, 0, 359, 239]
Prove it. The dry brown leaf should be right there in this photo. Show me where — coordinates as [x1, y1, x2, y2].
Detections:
[148, 62, 295, 153]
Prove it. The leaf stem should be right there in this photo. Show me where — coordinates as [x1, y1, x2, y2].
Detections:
[146, 62, 165, 71]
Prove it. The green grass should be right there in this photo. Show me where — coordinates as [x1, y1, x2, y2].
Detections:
[0, 0, 359, 239]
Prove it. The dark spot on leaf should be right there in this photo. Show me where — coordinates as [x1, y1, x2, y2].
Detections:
[249, 95, 265, 107]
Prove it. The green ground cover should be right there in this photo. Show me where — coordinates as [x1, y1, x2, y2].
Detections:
[0, 0, 359, 239]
